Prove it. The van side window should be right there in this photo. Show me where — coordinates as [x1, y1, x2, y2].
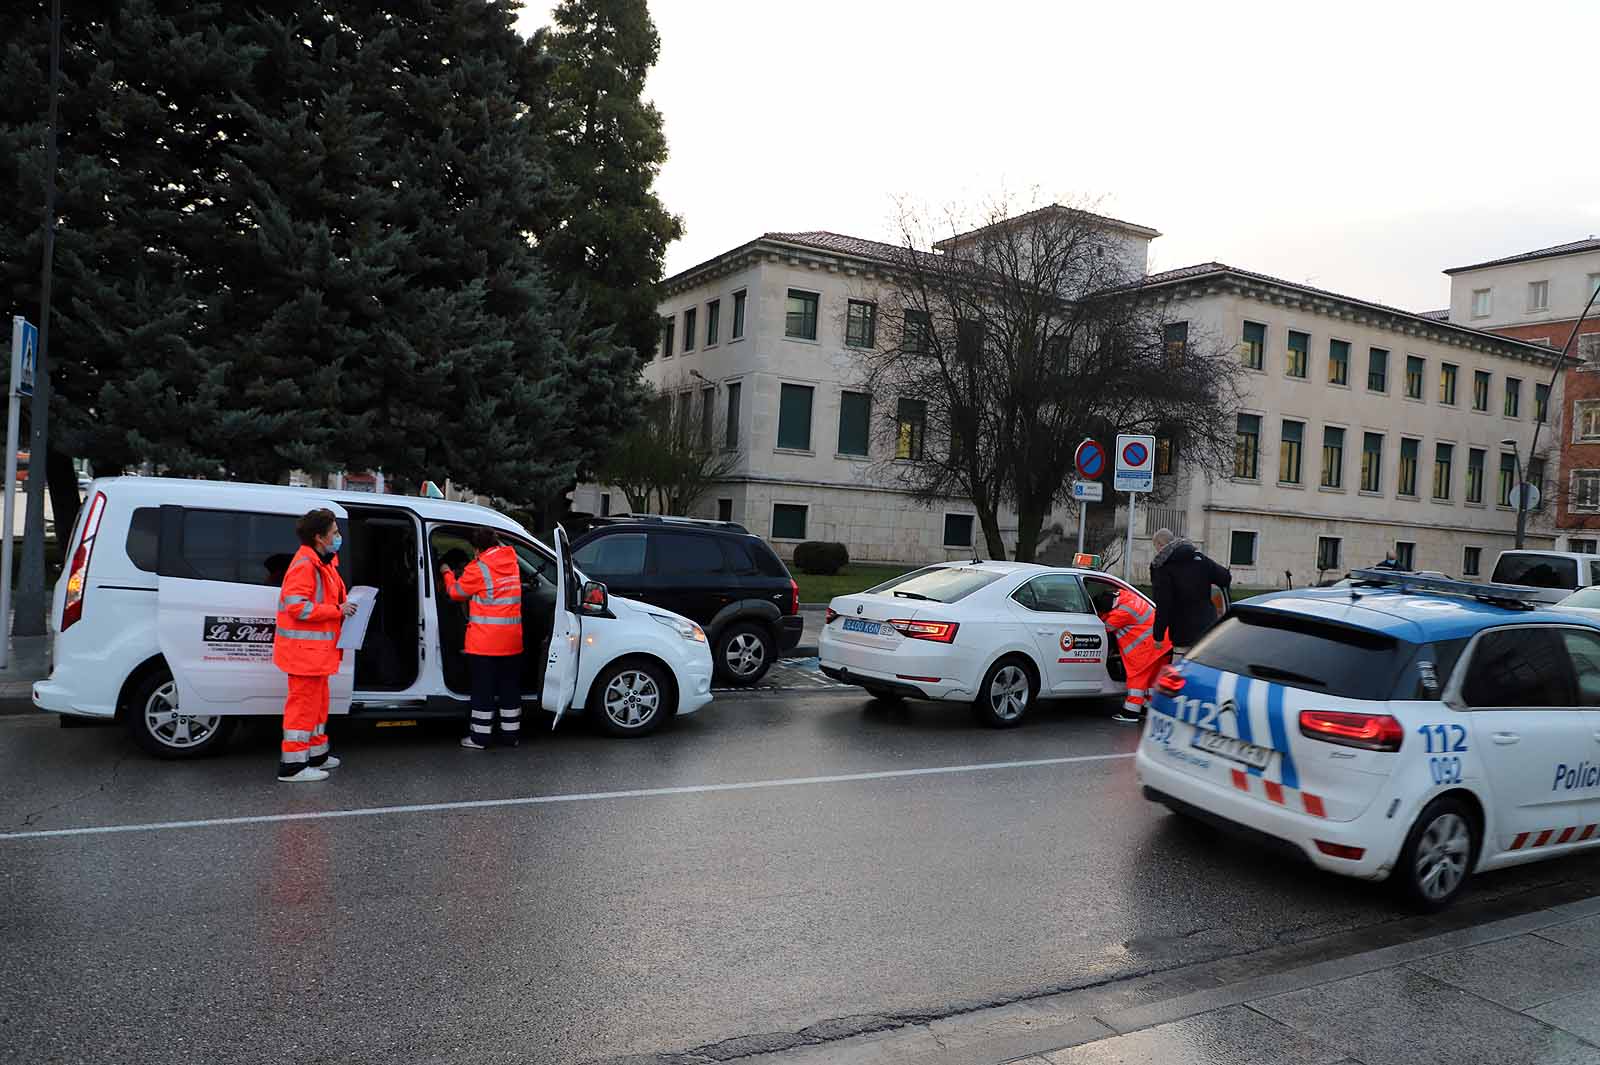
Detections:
[126, 508, 160, 573]
[171, 510, 308, 586]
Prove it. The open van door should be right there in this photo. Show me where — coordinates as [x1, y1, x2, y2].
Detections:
[544, 525, 581, 727]
[156, 499, 355, 717]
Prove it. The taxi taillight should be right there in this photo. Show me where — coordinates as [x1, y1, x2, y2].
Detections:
[825, 607, 839, 625]
[889, 619, 959, 643]
[1299, 709, 1404, 752]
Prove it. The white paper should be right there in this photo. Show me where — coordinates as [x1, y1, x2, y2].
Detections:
[338, 586, 380, 650]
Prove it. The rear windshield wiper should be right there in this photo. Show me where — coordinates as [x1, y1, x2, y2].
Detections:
[893, 590, 936, 601]
[1248, 664, 1328, 689]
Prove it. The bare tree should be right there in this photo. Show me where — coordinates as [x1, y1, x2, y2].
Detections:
[595, 376, 741, 515]
[853, 193, 1244, 561]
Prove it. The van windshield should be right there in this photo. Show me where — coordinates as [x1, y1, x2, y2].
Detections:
[1185, 609, 1412, 702]
[1492, 553, 1579, 590]
[867, 566, 1003, 604]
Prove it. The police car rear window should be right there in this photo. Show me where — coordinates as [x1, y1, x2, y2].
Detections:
[1185, 610, 1412, 702]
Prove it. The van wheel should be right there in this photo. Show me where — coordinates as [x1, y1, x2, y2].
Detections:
[715, 623, 774, 686]
[593, 660, 670, 738]
[1395, 796, 1478, 911]
[974, 656, 1036, 728]
[126, 668, 236, 759]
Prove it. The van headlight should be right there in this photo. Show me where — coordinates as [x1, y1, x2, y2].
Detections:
[650, 613, 707, 642]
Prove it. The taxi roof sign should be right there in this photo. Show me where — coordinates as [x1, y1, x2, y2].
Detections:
[420, 480, 445, 499]
[1072, 552, 1102, 570]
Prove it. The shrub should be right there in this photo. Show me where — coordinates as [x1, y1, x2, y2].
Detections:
[793, 541, 849, 575]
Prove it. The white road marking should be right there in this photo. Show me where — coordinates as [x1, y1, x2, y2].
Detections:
[0, 753, 1135, 842]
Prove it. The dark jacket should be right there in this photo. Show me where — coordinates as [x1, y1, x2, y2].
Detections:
[1150, 539, 1232, 646]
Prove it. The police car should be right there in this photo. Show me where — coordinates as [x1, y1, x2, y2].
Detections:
[818, 562, 1149, 726]
[1137, 569, 1600, 909]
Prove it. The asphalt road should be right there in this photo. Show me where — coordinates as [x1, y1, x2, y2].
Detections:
[5, 691, 1600, 1065]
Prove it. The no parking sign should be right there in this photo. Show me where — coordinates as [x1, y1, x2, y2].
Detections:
[1113, 434, 1155, 493]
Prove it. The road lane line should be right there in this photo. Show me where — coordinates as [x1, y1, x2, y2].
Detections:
[0, 752, 1135, 842]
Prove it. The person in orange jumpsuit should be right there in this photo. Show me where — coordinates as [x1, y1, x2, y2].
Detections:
[272, 509, 355, 782]
[1095, 585, 1172, 725]
[441, 528, 525, 749]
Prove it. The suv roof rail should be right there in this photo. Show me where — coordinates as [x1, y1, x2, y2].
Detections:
[1346, 568, 1544, 610]
[591, 514, 750, 533]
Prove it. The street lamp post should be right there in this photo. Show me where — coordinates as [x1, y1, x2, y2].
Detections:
[1514, 283, 1600, 549]
[1502, 437, 1525, 544]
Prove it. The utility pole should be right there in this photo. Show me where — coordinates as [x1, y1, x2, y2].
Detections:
[1515, 283, 1600, 549]
[15, 0, 62, 638]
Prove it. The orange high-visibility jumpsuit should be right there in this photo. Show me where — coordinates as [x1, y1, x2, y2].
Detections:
[272, 545, 346, 775]
[443, 545, 524, 742]
[1102, 587, 1172, 718]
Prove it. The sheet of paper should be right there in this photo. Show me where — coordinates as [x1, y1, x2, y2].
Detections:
[337, 586, 380, 650]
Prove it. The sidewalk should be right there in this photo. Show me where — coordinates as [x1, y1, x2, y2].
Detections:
[720, 891, 1600, 1065]
[0, 632, 48, 712]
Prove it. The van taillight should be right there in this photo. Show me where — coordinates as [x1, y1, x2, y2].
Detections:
[1299, 709, 1404, 752]
[889, 619, 959, 643]
[61, 491, 106, 632]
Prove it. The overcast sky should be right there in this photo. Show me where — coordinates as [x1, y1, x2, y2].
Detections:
[519, 0, 1600, 312]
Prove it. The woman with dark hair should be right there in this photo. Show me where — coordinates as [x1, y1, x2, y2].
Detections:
[441, 526, 524, 749]
[272, 508, 356, 782]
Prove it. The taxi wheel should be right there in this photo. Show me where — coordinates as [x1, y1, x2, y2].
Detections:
[1395, 796, 1479, 911]
[125, 666, 237, 759]
[974, 657, 1036, 729]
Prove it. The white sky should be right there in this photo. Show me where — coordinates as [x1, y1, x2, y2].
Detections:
[519, 0, 1600, 312]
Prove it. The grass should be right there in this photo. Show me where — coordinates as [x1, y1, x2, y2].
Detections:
[795, 563, 918, 604]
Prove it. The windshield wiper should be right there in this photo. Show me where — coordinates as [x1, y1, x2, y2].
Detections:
[893, 590, 937, 601]
[1248, 664, 1327, 689]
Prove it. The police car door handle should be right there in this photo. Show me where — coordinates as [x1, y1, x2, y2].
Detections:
[1491, 732, 1520, 745]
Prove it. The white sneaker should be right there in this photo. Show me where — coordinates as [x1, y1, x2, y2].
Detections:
[316, 755, 342, 770]
[1111, 711, 1141, 725]
[277, 766, 330, 783]
[460, 736, 488, 750]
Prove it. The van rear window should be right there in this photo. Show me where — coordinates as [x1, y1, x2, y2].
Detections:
[1185, 610, 1413, 702]
[1492, 553, 1579, 590]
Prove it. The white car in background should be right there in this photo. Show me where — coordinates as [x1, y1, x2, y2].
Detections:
[817, 562, 1148, 726]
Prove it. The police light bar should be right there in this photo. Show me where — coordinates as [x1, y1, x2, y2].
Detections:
[1347, 568, 1545, 607]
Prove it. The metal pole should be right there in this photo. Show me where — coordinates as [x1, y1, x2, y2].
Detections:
[1516, 284, 1600, 549]
[1124, 492, 1136, 580]
[0, 320, 22, 669]
[1076, 498, 1086, 556]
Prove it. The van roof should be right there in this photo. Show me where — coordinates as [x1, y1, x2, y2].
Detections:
[90, 477, 534, 537]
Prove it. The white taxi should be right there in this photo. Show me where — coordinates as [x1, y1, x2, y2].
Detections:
[818, 562, 1148, 726]
[1138, 569, 1600, 909]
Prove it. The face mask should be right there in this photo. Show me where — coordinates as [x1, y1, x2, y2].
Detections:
[328, 534, 343, 554]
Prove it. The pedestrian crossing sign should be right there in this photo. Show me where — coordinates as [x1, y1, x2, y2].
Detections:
[11, 316, 37, 399]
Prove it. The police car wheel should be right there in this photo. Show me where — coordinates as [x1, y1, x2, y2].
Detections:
[593, 660, 670, 738]
[125, 667, 236, 759]
[714, 623, 774, 686]
[1395, 796, 1478, 911]
[974, 657, 1036, 729]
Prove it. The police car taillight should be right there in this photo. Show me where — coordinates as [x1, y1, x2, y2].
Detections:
[889, 619, 959, 643]
[1299, 709, 1404, 752]
[1155, 664, 1185, 695]
[61, 491, 107, 633]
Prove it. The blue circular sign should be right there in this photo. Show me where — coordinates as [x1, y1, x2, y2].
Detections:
[1075, 440, 1104, 478]
[1122, 441, 1149, 468]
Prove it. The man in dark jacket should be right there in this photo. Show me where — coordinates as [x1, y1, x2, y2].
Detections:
[1149, 528, 1232, 657]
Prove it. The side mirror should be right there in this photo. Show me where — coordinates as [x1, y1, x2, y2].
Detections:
[580, 580, 609, 617]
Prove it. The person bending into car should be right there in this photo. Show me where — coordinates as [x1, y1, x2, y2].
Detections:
[272, 509, 357, 783]
[1095, 586, 1172, 725]
[440, 528, 524, 750]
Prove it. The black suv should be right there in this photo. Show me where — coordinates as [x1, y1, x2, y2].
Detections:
[570, 517, 802, 685]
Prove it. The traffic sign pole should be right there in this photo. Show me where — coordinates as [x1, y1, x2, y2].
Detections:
[1, 317, 34, 669]
[1073, 440, 1104, 562]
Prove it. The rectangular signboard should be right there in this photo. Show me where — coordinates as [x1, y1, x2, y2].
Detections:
[1071, 480, 1103, 502]
[1113, 433, 1156, 493]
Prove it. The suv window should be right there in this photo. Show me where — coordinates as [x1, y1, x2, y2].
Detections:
[868, 566, 1003, 604]
[1013, 574, 1090, 614]
[1460, 627, 1575, 708]
[1491, 553, 1579, 590]
[654, 533, 725, 576]
[126, 507, 160, 573]
[1187, 609, 1411, 702]
[169, 509, 311, 586]
[573, 533, 647, 579]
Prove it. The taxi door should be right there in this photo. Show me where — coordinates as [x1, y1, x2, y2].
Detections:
[543, 525, 581, 725]
[156, 501, 355, 717]
[1008, 573, 1108, 694]
[1451, 624, 1600, 854]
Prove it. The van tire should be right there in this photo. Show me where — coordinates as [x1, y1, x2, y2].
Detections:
[591, 659, 671, 738]
[1394, 795, 1479, 911]
[125, 667, 237, 759]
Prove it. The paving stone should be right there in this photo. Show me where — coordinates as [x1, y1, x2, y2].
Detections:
[1527, 986, 1600, 1045]
[1407, 933, 1600, 1010]
[1040, 1004, 1348, 1065]
[1537, 914, 1600, 956]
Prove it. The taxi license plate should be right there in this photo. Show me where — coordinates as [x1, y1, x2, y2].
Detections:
[1191, 729, 1274, 770]
[842, 618, 883, 635]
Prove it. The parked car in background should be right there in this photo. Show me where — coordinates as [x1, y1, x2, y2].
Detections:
[1489, 550, 1600, 604]
[571, 516, 802, 686]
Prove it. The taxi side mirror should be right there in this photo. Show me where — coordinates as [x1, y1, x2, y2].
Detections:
[580, 580, 610, 617]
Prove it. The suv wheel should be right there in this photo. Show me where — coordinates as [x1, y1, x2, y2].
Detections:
[126, 666, 237, 759]
[715, 622, 775, 685]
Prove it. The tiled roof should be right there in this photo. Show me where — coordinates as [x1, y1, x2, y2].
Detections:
[760, 230, 914, 263]
[1419, 308, 1450, 321]
[1444, 237, 1600, 275]
[932, 204, 1161, 249]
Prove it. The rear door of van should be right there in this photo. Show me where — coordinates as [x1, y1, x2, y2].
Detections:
[156, 499, 355, 716]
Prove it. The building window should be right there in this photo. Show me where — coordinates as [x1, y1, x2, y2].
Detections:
[682, 308, 697, 352]
[676, 391, 692, 443]
[904, 309, 933, 353]
[1439, 363, 1458, 405]
[1505, 377, 1521, 418]
[732, 290, 747, 340]
[1473, 370, 1490, 412]
[1591, 274, 1600, 299]
[1579, 400, 1600, 441]
[1235, 414, 1261, 480]
[1316, 536, 1341, 572]
[1462, 546, 1481, 576]
[1395, 541, 1416, 570]
[1279, 419, 1304, 484]
[1472, 288, 1491, 318]
[771, 504, 808, 541]
[1328, 339, 1349, 386]
[706, 299, 720, 346]
[1536, 383, 1549, 423]
[1528, 280, 1549, 312]
[785, 289, 818, 340]
[846, 300, 877, 348]
[1573, 538, 1599, 554]
[1321, 427, 1344, 488]
[1368, 347, 1389, 392]
[1576, 471, 1600, 512]
[777, 383, 814, 450]
[837, 390, 871, 456]
[1164, 321, 1188, 359]
[1527, 457, 1546, 511]
[895, 398, 927, 460]
[700, 387, 715, 449]
[717, 498, 733, 523]
[1405, 355, 1424, 400]
[1433, 442, 1454, 500]
[600, 493, 611, 517]
[1466, 448, 1485, 503]
[1361, 432, 1383, 492]
[1241, 321, 1265, 370]
[957, 318, 983, 361]
[660, 316, 675, 358]
[1499, 453, 1516, 506]
[1229, 530, 1258, 566]
[1287, 330, 1309, 378]
[1582, 334, 1600, 363]
[1398, 438, 1420, 496]
[1155, 438, 1175, 476]
[724, 382, 741, 449]
[943, 514, 975, 549]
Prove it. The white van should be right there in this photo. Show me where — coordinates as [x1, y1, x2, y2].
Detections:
[1489, 549, 1600, 604]
[33, 478, 715, 757]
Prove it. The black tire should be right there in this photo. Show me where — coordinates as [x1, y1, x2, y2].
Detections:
[1393, 796, 1479, 911]
[973, 656, 1037, 728]
[124, 665, 237, 759]
[714, 622, 775, 686]
[591, 659, 672, 738]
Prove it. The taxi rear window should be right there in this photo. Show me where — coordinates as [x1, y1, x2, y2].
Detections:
[1185, 610, 1413, 702]
[866, 566, 1002, 604]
